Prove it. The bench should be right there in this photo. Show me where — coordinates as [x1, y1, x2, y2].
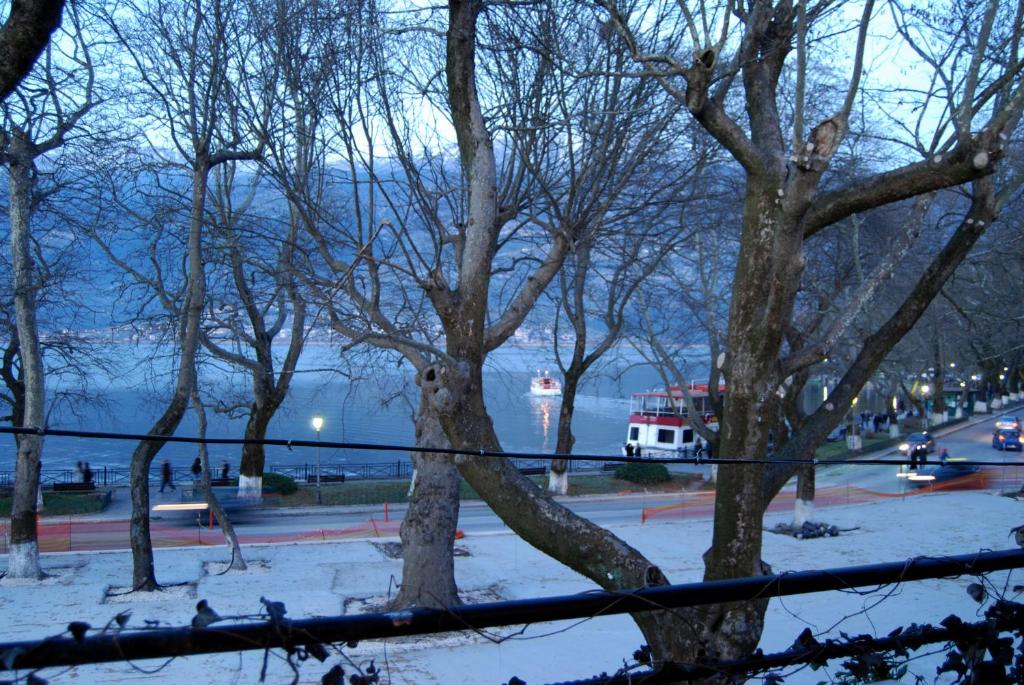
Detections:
[602, 462, 621, 472]
[306, 474, 345, 483]
[517, 466, 547, 476]
[210, 478, 233, 487]
[53, 482, 97, 493]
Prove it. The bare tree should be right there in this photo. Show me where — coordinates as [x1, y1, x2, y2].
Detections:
[1, 0, 100, 578]
[99, 0, 265, 590]
[200, 162, 307, 499]
[601, 0, 1024, 664]
[516, 13, 707, 493]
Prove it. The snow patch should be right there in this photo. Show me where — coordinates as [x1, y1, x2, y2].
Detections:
[105, 582, 196, 604]
[205, 559, 271, 575]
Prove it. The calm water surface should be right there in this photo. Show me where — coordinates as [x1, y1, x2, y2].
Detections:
[5, 345, 696, 471]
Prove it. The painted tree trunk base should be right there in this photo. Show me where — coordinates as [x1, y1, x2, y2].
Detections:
[237, 475, 262, 500]
[975, 401, 989, 414]
[889, 424, 901, 438]
[7, 541, 43, 579]
[793, 498, 815, 527]
[547, 469, 568, 495]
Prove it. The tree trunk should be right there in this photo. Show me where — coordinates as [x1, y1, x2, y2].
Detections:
[129, 163, 207, 591]
[548, 373, 580, 495]
[702, 182, 800, 659]
[794, 463, 815, 527]
[6, 139, 44, 579]
[0, 0, 65, 102]
[237, 398, 276, 498]
[390, 370, 460, 609]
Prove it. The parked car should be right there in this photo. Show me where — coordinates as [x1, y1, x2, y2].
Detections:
[898, 432, 936, 456]
[995, 415, 1022, 431]
[993, 429, 1023, 451]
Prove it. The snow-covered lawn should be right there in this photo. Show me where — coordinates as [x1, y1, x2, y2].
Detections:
[1, 490, 1021, 684]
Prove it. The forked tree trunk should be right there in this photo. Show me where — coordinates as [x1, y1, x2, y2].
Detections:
[390, 368, 460, 609]
[549, 312, 604, 495]
[7, 139, 44, 579]
[129, 164, 207, 591]
[231, 244, 305, 500]
[429, 360, 728, 665]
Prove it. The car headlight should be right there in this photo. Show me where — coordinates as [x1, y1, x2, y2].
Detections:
[899, 443, 909, 452]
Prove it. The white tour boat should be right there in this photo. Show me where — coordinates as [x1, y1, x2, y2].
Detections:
[624, 384, 723, 457]
[530, 371, 562, 396]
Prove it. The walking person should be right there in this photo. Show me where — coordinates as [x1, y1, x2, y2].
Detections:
[160, 460, 175, 492]
[82, 462, 93, 486]
[191, 457, 202, 483]
[220, 461, 230, 480]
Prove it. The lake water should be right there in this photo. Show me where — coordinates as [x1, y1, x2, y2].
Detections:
[4, 345, 691, 472]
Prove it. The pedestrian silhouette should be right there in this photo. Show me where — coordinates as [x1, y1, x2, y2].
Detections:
[160, 460, 175, 492]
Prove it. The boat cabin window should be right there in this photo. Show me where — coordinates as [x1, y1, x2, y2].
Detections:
[632, 395, 689, 417]
[683, 428, 693, 444]
[657, 428, 675, 444]
[629, 427, 639, 441]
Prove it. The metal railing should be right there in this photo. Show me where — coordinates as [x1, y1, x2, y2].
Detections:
[0, 457, 624, 489]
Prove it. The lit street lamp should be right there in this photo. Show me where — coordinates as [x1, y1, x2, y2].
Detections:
[312, 415, 324, 505]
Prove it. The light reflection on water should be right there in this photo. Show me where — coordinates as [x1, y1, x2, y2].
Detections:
[528, 396, 556, 452]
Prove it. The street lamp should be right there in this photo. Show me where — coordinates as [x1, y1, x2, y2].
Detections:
[312, 415, 324, 505]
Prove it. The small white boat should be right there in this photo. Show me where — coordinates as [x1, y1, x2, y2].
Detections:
[530, 372, 562, 396]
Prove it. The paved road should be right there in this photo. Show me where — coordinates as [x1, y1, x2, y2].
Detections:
[19, 406, 1024, 553]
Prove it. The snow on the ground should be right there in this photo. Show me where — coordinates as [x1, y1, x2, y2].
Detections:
[1, 490, 1022, 684]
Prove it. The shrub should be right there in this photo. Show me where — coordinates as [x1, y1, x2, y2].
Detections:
[614, 462, 670, 485]
[262, 472, 298, 495]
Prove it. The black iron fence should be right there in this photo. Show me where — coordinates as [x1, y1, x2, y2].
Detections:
[0, 458, 616, 489]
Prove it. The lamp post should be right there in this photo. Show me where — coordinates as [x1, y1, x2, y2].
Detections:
[312, 415, 324, 505]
